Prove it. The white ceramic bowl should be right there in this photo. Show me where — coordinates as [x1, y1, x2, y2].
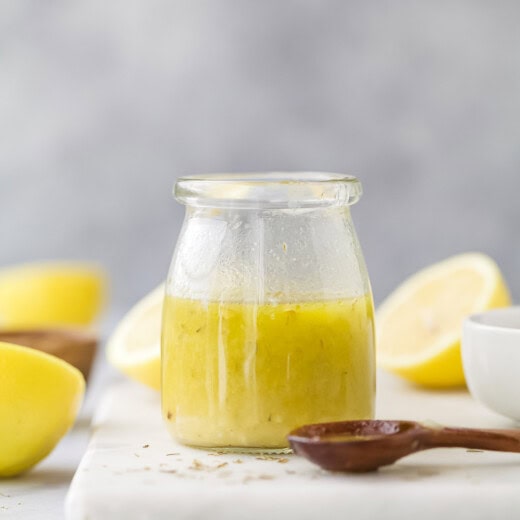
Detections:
[462, 307, 520, 422]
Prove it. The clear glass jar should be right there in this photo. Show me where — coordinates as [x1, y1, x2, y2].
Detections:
[162, 172, 375, 452]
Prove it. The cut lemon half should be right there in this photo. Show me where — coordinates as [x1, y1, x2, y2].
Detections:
[0, 342, 85, 477]
[106, 284, 164, 390]
[376, 253, 511, 387]
[0, 261, 107, 328]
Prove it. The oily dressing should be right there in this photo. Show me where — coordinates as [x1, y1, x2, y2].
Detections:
[162, 295, 375, 449]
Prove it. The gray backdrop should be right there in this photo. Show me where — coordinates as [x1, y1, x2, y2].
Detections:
[2, 1, 520, 316]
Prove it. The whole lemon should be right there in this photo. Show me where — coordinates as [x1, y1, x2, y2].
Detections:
[0, 261, 106, 329]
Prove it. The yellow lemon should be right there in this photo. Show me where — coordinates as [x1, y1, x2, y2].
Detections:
[0, 261, 107, 328]
[106, 285, 163, 390]
[0, 342, 85, 477]
[377, 253, 511, 387]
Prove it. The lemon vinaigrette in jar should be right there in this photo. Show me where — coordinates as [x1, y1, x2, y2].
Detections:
[162, 173, 375, 451]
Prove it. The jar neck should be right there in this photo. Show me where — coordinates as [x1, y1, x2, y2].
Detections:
[185, 204, 352, 219]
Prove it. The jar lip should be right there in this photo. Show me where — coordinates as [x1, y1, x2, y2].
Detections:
[174, 172, 362, 209]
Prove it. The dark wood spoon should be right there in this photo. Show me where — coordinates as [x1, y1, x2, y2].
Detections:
[288, 420, 520, 473]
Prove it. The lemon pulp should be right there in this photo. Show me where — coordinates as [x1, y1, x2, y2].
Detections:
[376, 253, 511, 387]
[162, 296, 375, 449]
[106, 285, 163, 390]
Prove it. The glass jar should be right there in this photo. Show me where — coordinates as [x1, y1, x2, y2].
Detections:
[162, 172, 375, 451]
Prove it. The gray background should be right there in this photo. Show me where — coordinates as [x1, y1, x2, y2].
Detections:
[2, 1, 520, 316]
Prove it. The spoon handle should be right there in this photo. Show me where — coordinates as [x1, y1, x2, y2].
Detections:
[423, 427, 520, 453]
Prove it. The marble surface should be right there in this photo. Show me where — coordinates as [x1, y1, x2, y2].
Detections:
[66, 371, 520, 520]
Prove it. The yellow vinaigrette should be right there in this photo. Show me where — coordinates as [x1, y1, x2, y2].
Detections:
[162, 296, 375, 449]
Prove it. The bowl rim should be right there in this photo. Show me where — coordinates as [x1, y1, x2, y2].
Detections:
[465, 306, 520, 334]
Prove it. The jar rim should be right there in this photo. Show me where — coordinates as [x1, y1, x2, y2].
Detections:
[174, 172, 362, 209]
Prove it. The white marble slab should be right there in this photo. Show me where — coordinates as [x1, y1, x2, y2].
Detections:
[66, 372, 520, 520]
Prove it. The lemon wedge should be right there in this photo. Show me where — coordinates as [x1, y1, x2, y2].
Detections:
[0, 342, 85, 477]
[0, 262, 106, 328]
[106, 285, 163, 390]
[376, 253, 511, 387]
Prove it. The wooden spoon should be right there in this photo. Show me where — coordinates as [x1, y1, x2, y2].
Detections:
[288, 420, 520, 473]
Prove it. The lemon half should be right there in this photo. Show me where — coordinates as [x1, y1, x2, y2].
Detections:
[376, 253, 511, 387]
[0, 342, 85, 477]
[106, 285, 163, 390]
[0, 261, 107, 328]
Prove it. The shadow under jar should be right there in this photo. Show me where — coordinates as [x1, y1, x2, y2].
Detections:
[162, 172, 375, 452]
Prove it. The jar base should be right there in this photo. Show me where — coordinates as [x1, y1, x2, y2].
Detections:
[204, 446, 293, 455]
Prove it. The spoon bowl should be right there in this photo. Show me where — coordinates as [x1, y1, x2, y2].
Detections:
[288, 420, 520, 472]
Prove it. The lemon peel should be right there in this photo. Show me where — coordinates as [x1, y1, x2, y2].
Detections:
[0, 261, 107, 328]
[0, 342, 85, 476]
